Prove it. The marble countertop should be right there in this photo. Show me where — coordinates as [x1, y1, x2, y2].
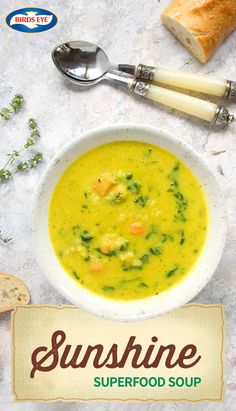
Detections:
[0, 0, 236, 410]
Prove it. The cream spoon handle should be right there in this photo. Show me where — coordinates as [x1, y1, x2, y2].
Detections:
[136, 64, 236, 99]
[131, 81, 234, 125]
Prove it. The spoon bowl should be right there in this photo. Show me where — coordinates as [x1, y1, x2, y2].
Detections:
[52, 41, 111, 85]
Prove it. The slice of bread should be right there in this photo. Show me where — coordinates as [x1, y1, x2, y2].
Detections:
[161, 0, 236, 63]
[0, 272, 30, 313]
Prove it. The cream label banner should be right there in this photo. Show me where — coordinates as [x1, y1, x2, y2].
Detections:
[11, 304, 224, 402]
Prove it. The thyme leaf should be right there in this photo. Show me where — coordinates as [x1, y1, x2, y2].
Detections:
[80, 230, 93, 241]
[0, 94, 24, 121]
[134, 195, 149, 207]
[102, 285, 115, 292]
[161, 233, 174, 243]
[166, 267, 179, 278]
[149, 246, 162, 255]
[145, 224, 158, 239]
[140, 254, 149, 264]
[127, 181, 141, 194]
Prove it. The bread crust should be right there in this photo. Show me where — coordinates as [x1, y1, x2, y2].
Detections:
[0, 272, 30, 313]
[161, 0, 236, 62]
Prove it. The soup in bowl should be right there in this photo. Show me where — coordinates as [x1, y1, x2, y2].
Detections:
[32, 125, 226, 320]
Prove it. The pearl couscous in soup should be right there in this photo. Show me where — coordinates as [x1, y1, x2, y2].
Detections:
[49, 141, 208, 300]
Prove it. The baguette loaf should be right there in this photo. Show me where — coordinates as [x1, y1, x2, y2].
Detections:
[161, 0, 236, 63]
[0, 272, 30, 313]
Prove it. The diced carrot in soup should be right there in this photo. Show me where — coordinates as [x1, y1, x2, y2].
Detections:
[90, 261, 105, 272]
[93, 173, 115, 196]
[130, 222, 145, 235]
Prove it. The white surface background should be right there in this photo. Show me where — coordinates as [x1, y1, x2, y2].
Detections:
[0, 0, 236, 410]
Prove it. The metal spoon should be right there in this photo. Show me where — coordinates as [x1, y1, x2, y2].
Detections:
[52, 41, 234, 126]
[52, 40, 135, 86]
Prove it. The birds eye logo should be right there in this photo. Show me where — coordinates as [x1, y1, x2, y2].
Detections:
[6, 7, 57, 33]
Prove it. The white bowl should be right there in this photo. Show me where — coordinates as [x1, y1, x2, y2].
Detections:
[31, 124, 227, 321]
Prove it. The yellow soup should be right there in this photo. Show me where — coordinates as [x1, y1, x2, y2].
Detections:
[49, 141, 208, 300]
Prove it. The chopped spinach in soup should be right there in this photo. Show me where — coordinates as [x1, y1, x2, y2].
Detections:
[49, 141, 208, 300]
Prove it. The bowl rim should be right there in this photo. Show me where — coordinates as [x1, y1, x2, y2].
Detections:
[31, 124, 227, 321]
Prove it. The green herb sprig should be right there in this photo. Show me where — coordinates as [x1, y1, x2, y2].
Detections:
[0, 94, 24, 121]
[0, 118, 42, 182]
[0, 94, 43, 244]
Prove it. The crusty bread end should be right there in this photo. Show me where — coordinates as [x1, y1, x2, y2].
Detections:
[0, 272, 30, 313]
[161, 0, 236, 63]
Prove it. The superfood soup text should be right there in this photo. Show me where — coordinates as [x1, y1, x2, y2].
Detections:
[49, 141, 208, 300]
